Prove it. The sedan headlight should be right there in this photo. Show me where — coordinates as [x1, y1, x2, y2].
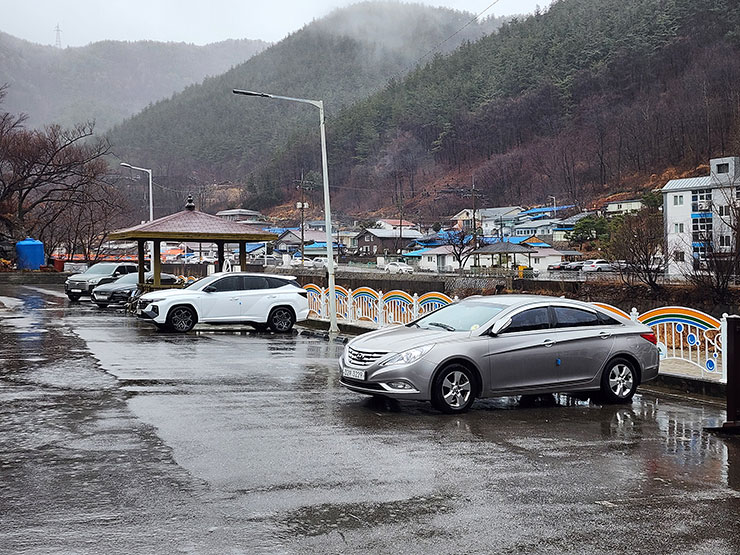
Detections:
[382, 345, 433, 367]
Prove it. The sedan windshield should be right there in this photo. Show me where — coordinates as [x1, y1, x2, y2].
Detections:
[412, 301, 506, 332]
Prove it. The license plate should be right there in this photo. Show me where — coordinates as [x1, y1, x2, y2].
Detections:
[96, 294, 108, 300]
[71, 289, 82, 293]
[342, 367, 366, 380]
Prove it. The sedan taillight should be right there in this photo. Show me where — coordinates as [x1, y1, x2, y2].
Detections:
[640, 332, 657, 345]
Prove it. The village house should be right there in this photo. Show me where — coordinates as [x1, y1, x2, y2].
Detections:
[355, 228, 423, 255]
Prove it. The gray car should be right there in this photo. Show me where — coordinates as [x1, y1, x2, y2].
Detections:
[339, 295, 659, 413]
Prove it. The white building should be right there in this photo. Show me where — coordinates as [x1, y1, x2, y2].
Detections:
[215, 208, 265, 223]
[662, 156, 739, 276]
[604, 199, 643, 217]
[451, 206, 523, 237]
[513, 219, 559, 238]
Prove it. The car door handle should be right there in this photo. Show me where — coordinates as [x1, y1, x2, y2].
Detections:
[599, 331, 612, 339]
[229, 297, 240, 301]
[543, 339, 555, 348]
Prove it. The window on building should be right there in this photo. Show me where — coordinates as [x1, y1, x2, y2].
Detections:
[720, 235, 732, 248]
[617, 204, 622, 209]
[427, 256, 434, 262]
[718, 205, 731, 217]
[692, 217, 712, 242]
[673, 195, 684, 206]
[691, 188, 712, 212]
[674, 251, 685, 262]
[674, 223, 684, 233]
[364, 235, 370, 242]
[717, 163, 730, 174]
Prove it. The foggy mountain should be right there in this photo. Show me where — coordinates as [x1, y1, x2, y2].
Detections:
[0, 32, 268, 130]
[253, 0, 740, 219]
[107, 2, 507, 187]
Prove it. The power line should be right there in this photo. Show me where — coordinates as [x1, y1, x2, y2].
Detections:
[393, 0, 503, 80]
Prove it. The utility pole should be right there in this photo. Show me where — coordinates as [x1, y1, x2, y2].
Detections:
[295, 173, 316, 266]
[54, 24, 62, 49]
[440, 178, 485, 270]
[396, 191, 405, 256]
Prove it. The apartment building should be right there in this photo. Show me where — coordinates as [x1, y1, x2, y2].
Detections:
[662, 156, 739, 275]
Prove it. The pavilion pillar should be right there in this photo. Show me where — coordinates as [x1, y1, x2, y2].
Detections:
[153, 241, 161, 286]
[217, 242, 225, 272]
[239, 241, 247, 270]
[137, 241, 146, 286]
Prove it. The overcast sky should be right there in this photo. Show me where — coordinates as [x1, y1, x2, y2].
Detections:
[1, 0, 546, 47]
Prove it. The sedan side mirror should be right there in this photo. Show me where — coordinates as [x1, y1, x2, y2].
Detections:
[203, 286, 216, 293]
[490, 318, 511, 336]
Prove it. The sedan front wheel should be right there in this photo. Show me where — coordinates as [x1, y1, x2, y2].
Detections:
[431, 364, 476, 414]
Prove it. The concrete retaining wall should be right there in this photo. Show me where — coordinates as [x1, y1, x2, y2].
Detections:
[0, 271, 69, 284]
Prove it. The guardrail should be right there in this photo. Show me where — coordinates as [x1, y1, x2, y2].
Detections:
[305, 282, 731, 384]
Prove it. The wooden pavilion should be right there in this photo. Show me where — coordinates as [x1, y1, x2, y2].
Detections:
[107, 196, 277, 287]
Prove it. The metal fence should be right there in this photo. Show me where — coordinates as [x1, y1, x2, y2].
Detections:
[305, 283, 730, 384]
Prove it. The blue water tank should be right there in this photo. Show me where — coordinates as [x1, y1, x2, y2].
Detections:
[16, 237, 45, 270]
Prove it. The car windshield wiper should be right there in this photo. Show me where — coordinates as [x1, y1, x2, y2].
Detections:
[427, 322, 455, 331]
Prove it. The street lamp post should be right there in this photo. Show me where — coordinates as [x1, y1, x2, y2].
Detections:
[548, 195, 557, 217]
[232, 89, 339, 333]
[120, 162, 154, 280]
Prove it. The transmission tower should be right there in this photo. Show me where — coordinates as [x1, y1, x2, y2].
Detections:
[54, 24, 62, 49]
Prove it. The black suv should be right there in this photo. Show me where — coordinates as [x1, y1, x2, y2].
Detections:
[65, 262, 138, 301]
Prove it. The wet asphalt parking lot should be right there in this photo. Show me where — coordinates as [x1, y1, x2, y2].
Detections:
[1, 284, 740, 554]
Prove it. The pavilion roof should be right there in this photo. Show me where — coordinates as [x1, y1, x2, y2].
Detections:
[109, 208, 277, 242]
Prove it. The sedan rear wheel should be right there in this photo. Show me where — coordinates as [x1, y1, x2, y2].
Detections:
[600, 357, 638, 403]
[166, 306, 196, 333]
[268, 306, 295, 333]
[431, 364, 476, 414]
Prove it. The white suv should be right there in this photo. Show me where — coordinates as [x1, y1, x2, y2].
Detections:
[582, 259, 613, 272]
[385, 261, 413, 274]
[136, 272, 309, 333]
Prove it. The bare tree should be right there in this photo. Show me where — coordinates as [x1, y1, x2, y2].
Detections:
[0, 89, 111, 242]
[442, 229, 475, 275]
[608, 207, 668, 294]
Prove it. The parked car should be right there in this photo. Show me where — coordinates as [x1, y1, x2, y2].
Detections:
[312, 257, 337, 269]
[547, 261, 569, 271]
[385, 261, 414, 274]
[65, 262, 139, 301]
[339, 295, 659, 413]
[582, 259, 614, 272]
[91, 272, 179, 307]
[565, 260, 587, 271]
[136, 272, 309, 333]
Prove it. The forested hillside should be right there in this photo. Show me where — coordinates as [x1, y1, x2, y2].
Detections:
[0, 33, 268, 130]
[255, 0, 740, 218]
[107, 2, 506, 190]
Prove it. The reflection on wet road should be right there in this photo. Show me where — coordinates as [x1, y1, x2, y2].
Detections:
[1, 284, 740, 553]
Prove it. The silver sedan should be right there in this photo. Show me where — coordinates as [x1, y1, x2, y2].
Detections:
[339, 295, 659, 413]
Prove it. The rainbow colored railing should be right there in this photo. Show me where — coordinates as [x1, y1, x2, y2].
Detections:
[305, 283, 454, 328]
